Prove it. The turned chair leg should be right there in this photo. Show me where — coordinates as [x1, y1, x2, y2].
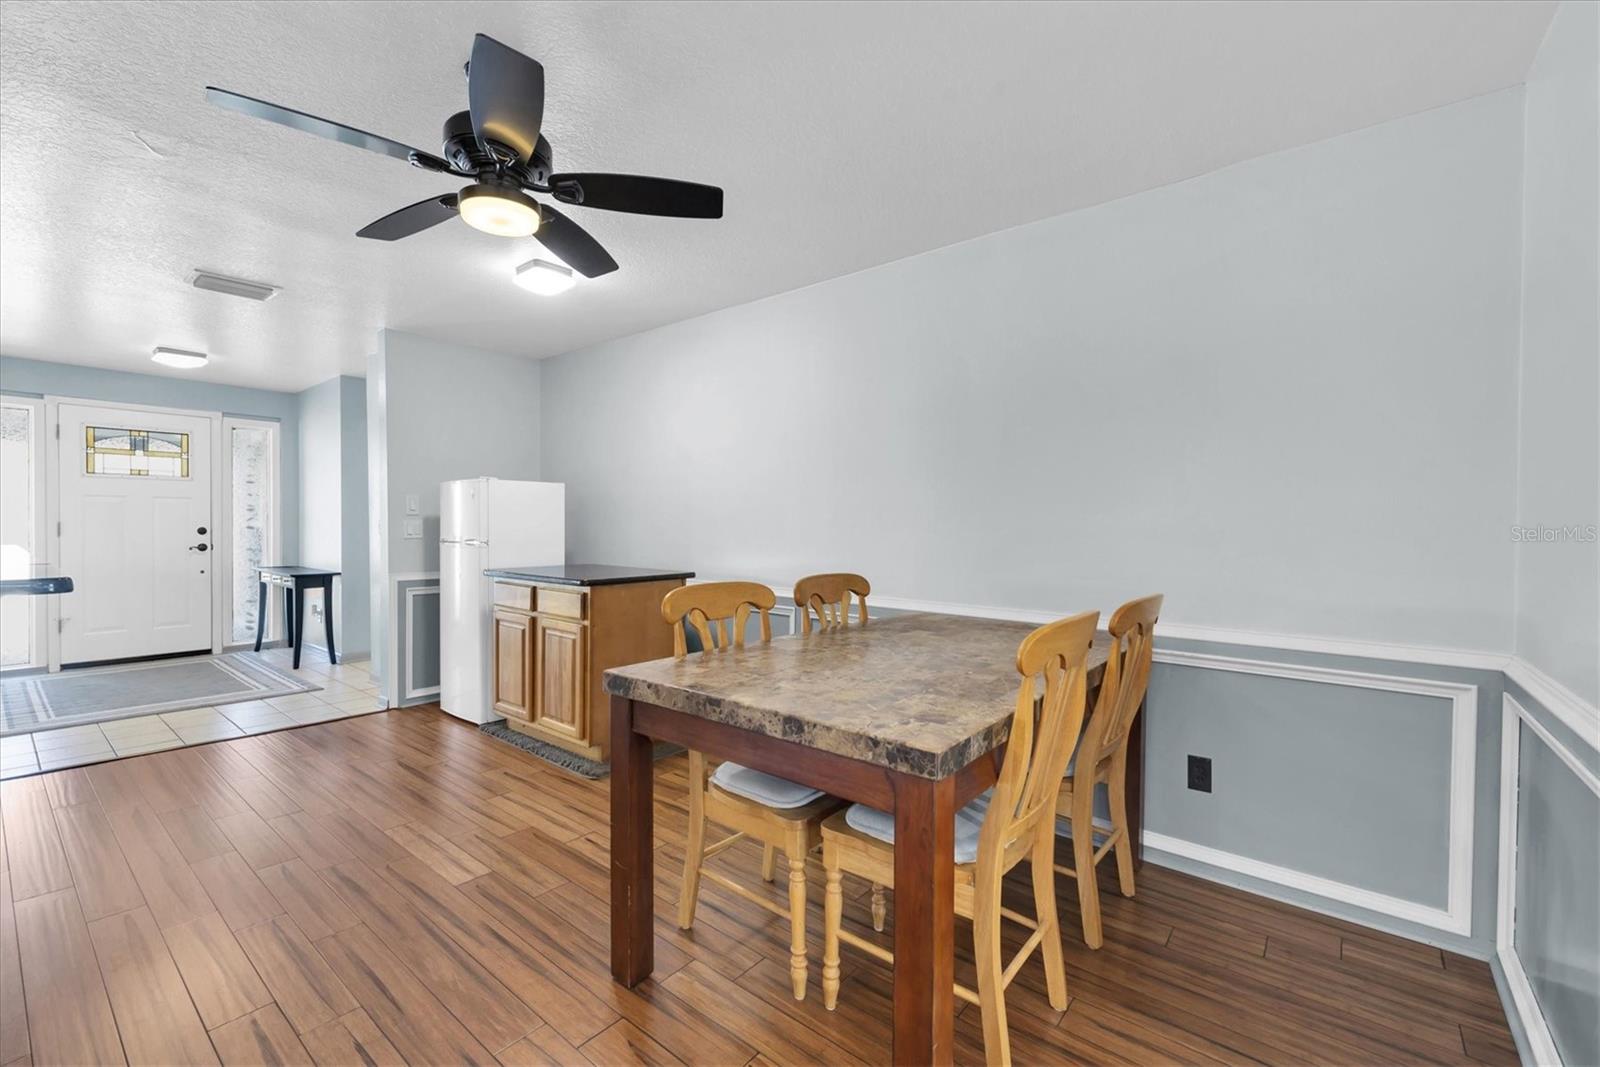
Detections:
[679, 752, 708, 929]
[822, 848, 842, 1011]
[869, 883, 887, 931]
[1108, 757, 1137, 897]
[762, 843, 777, 882]
[786, 829, 808, 1000]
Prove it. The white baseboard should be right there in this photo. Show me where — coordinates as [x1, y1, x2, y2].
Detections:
[1499, 942, 1564, 1066]
[1144, 831, 1465, 935]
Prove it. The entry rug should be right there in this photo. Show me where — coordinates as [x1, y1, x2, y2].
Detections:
[0, 653, 320, 735]
[479, 720, 683, 779]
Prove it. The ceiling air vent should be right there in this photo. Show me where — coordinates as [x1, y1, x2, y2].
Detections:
[189, 270, 280, 302]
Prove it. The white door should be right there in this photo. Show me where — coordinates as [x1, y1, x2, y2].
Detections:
[58, 404, 214, 664]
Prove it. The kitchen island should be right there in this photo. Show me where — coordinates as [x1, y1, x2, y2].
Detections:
[484, 564, 693, 760]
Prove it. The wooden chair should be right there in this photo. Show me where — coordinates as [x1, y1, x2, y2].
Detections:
[1054, 593, 1162, 949]
[820, 610, 1101, 1067]
[667, 581, 845, 1000]
[793, 572, 884, 924]
[793, 572, 870, 632]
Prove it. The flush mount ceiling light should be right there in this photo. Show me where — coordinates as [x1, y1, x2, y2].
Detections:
[514, 258, 575, 295]
[458, 182, 541, 237]
[189, 270, 279, 301]
[151, 347, 208, 370]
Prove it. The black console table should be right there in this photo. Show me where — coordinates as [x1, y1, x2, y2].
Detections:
[0, 576, 74, 595]
[255, 566, 339, 669]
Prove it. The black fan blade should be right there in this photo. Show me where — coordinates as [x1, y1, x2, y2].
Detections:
[206, 87, 452, 172]
[547, 173, 723, 218]
[357, 194, 460, 240]
[536, 205, 618, 277]
[467, 34, 544, 164]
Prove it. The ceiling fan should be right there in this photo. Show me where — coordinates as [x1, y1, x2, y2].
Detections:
[205, 34, 723, 279]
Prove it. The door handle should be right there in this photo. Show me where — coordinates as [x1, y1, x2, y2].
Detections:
[190, 543, 210, 552]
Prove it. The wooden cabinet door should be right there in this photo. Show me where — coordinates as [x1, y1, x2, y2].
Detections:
[492, 609, 532, 720]
[532, 615, 588, 743]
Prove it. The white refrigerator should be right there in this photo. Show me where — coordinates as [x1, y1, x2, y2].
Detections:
[439, 478, 565, 723]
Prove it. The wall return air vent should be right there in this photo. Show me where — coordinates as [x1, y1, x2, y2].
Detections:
[189, 270, 280, 302]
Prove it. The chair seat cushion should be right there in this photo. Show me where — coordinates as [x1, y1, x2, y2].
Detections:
[843, 789, 994, 864]
[711, 762, 827, 809]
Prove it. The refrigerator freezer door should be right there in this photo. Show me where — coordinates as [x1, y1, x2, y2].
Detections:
[440, 477, 486, 544]
[439, 540, 493, 723]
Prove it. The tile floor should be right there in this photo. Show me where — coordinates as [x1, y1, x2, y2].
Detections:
[0, 649, 383, 779]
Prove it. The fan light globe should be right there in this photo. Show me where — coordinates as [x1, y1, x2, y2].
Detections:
[514, 259, 576, 295]
[458, 184, 541, 237]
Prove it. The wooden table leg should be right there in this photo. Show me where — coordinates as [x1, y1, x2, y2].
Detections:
[253, 579, 267, 652]
[891, 771, 956, 1066]
[610, 695, 654, 986]
[1128, 698, 1146, 868]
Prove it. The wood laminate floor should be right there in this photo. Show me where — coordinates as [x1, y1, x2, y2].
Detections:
[0, 707, 1516, 1066]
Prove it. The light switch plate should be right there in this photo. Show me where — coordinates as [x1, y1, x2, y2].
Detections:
[405, 494, 420, 515]
[402, 518, 423, 539]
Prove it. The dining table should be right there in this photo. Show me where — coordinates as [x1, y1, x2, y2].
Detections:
[605, 611, 1131, 1065]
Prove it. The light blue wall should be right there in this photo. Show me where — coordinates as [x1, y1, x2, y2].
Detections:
[1514, 0, 1600, 708]
[294, 375, 370, 659]
[0, 355, 301, 567]
[1503, 6, 1600, 1062]
[339, 377, 370, 660]
[368, 330, 541, 702]
[534, 88, 1547, 960]
[540, 89, 1524, 654]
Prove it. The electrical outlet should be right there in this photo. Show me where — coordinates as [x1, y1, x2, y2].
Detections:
[1187, 755, 1212, 793]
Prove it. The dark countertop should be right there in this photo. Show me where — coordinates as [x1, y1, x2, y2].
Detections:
[484, 564, 695, 587]
[0, 576, 74, 596]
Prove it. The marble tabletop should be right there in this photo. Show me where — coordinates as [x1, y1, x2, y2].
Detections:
[604, 612, 1110, 779]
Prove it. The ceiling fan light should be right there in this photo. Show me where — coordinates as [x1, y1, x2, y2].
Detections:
[151, 347, 209, 370]
[458, 183, 541, 237]
[514, 258, 576, 295]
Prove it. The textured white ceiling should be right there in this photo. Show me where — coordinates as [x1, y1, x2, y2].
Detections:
[0, 0, 1555, 392]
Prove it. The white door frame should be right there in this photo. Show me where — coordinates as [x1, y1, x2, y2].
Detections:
[43, 395, 232, 670]
[0, 394, 49, 671]
[220, 415, 282, 650]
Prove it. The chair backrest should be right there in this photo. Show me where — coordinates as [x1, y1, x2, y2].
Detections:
[662, 582, 777, 658]
[793, 572, 871, 633]
[976, 609, 1100, 872]
[1078, 594, 1163, 767]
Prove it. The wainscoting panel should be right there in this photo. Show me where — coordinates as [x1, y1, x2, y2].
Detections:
[1143, 653, 1476, 934]
[393, 577, 440, 706]
[1498, 694, 1600, 1067]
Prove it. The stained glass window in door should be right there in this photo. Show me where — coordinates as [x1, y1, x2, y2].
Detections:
[85, 426, 190, 477]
